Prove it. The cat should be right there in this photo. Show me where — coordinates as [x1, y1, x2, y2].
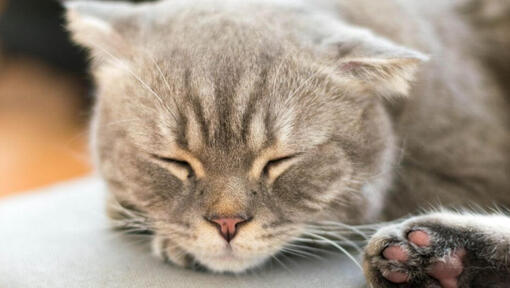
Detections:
[65, 0, 510, 287]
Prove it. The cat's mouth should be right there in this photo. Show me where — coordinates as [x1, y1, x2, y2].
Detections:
[180, 226, 281, 273]
[149, 218, 300, 273]
[184, 219, 307, 273]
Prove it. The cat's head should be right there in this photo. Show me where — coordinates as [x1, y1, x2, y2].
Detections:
[66, 0, 426, 272]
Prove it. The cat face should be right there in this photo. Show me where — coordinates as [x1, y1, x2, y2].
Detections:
[66, 0, 425, 272]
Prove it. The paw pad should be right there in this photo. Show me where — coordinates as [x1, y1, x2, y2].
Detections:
[378, 229, 466, 288]
[382, 245, 408, 262]
[408, 230, 431, 247]
[427, 249, 466, 288]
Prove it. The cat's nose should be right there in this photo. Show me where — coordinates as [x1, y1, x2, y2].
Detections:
[205, 216, 251, 243]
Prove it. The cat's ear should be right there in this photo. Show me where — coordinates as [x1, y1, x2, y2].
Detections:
[64, 1, 138, 61]
[324, 27, 429, 97]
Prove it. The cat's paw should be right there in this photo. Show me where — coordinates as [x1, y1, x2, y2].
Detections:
[364, 226, 464, 288]
[363, 213, 510, 288]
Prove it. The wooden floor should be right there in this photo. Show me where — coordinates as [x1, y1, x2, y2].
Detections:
[0, 57, 91, 197]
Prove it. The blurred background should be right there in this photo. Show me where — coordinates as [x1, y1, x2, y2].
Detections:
[0, 0, 156, 197]
[0, 0, 94, 197]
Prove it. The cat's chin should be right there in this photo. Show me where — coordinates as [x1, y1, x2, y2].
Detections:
[193, 252, 269, 273]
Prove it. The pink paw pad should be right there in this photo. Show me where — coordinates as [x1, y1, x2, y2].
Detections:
[408, 230, 431, 247]
[427, 249, 466, 288]
[382, 245, 408, 262]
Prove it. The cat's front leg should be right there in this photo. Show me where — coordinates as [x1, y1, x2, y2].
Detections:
[363, 212, 510, 288]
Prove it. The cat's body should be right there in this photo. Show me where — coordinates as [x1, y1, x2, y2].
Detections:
[65, 0, 510, 287]
[302, 0, 510, 221]
[343, 0, 510, 220]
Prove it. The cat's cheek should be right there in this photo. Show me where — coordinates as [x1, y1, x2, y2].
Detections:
[151, 235, 193, 268]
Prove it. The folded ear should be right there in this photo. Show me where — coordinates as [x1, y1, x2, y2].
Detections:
[323, 26, 429, 97]
[64, 1, 138, 61]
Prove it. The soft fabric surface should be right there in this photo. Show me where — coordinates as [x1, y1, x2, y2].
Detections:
[0, 178, 366, 287]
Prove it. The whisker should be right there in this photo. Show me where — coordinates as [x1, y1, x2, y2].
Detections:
[284, 242, 334, 254]
[305, 229, 363, 254]
[146, 51, 180, 122]
[291, 237, 365, 248]
[271, 254, 292, 273]
[309, 221, 372, 240]
[95, 45, 167, 115]
[281, 246, 324, 261]
[302, 231, 362, 271]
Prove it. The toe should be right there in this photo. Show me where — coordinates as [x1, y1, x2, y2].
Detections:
[408, 230, 431, 247]
[383, 271, 409, 283]
[382, 245, 408, 262]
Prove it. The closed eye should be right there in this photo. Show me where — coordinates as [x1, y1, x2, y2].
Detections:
[152, 154, 194, 180]
[263, 155, 294, 174]
[263, 154, 299, 182]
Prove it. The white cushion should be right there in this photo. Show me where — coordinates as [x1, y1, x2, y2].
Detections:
[0, 177, 365, 287]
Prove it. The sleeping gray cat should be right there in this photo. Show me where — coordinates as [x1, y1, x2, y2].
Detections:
[65, 0, 510, 287]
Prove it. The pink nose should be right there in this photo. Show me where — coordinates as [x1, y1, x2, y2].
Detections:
[207, 217, 250, 242]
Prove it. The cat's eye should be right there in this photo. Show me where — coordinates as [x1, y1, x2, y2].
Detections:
[262, 155, 298, 182]
[152, 155, 194, 181]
